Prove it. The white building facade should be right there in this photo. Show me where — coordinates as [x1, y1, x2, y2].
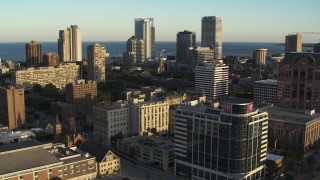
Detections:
[201, 16, 222, 60]
[135, 18, 155, 61]
[58, 25, 82, 62]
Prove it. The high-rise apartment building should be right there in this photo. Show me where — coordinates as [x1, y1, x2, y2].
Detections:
[135, 18, 155, 61]
[174, 98, 268, 180]
[253, 48, 267, 68]
[123, 36, 144, 64]
[201, 16, 222, 59]
[66, 79, 97, 113]
[58, 25, 82, 62]
[87, 43, 107, 83]
[278, 52, 320, 111]
[13, 63, 80, 90]
[285, 33, 302, 53]
[43, 52, 59, 67]
[26, 40, 41, 67]
[0, 86, 25, 129]
[195, 61, 229, 100]
[176, 30, 196, 62]
[188, 47, 215, 70]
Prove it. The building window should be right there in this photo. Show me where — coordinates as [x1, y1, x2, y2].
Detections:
[19, 176, 23, 180]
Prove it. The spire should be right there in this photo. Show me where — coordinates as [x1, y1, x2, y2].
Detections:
[55, 114, 61, 125]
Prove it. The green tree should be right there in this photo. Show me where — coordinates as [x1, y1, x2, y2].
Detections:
[26, 113, 36, 124]
[306, 156, 316, 166]
[33, 83, 42, 93]
[42, 83, 59, 98]
[285, 173, 294, 180]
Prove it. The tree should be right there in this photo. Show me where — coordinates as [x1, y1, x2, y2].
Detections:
[33, 84, 42, 93]
[42, 83, 59, 98]
[26, 113, 36, 124]
[285, 173, 294, 180]
[306, 156, 316, 166]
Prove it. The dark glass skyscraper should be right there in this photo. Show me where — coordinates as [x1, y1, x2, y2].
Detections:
[174, 98, 268, 180]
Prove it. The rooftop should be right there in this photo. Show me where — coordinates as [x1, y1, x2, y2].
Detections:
[267, 153, 284, 161]
[254, 79, 278, 85]
[121, 136, 174, 152]
[76, 140, 110, 162]
[0, 140, 44, 153]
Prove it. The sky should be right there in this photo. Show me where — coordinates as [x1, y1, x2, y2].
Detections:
[0, 0, 319, 43]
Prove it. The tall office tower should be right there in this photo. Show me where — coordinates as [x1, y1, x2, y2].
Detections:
[0, 86, 25, 129]
[43, 53, 59, 67]
[123, 36, 144, 64]
[26, 40, 41, 67]
[66, 80, 97, 113]
[195, 61, 229, 100]
[285, 33, 302, 53]
[174, 98, 268, 180]
[253, 48, 267, 68]
[135, 18, 155, 61]
[278, 52, 320, 111]
[314, 43, 320, 53]
[188, 47, 215, 70]
[201, 16, 222, 59]
[58, 25, 82, 62]
[87, 43, 107, 83]
[176, 30, 196, 62]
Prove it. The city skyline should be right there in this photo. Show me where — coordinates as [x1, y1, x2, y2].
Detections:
[1, 0, 319, 43]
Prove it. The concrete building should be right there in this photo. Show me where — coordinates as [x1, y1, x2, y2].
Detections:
[254, 79, 278, 103]
[135, 18, 155, 60]
[0, 129, 35, 145]
[26, 40, 41, 67]
[277, 52, 320, 111]
[93, 101, 131, 146]
[201, 16, 222, 59]
[87, 43, 107, 83]
[174, 98, 268, 180]
[0, 141, 97, 180]
[66, 80, 97, 113]
[50, 102, 76, 120]
[117, 136, 174, 170]
[0, 86, 25, 129]
[176, 30, 196, 62]
[195, 61, 229, 100]
[13, 63, 79, 90]
[43, 52, 59, 67]
[123, 36, 144, 64]
[253, 48, 267, 68]
[262, 105, 320, 152]
[131, 100, 169, 136]
[76, 140, 120, 176]
[285, 33, 302, 53]
[188, 46, 215, 70]
[58, 25, 82, 62]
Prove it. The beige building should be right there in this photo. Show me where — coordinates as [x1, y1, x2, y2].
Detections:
[58, 25, 82, 62]
[0, 86, 25, 129]
[87, 43, 107, 83]
[123, 36, 144, 64]
[285, 33, 302, 53]
[253, 48, 267, 68]
[26, 40, 41, 67]
[93, 101, 131, 146]
[43, 52, 59, 67]
[13, 63, 80, 90]
[76, 140, 120, 176]
[131, 100, 169, 136]
[66, 80, 97, 113]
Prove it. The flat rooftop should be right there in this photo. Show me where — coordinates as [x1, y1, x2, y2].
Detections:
[0, 140, 43, 153]
[0, 148, 61, 175]
[260, 106, 320, 125]
[121, 136, 174, 152]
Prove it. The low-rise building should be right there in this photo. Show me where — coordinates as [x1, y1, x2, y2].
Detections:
[254, 79, 278, 103]
[76, 140, 120, 176]
[0, 129, 35, 145]
[117, 136, 174, 170]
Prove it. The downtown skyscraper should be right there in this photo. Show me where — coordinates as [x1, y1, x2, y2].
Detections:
[25, 40, 41, 67]
[135, 18, 155, 61]
[58, 25, 82, 62]
[176, 30, 196, 62]
[201, 16, 222, 60]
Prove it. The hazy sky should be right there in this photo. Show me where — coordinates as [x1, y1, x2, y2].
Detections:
[1, 0, 319, 43]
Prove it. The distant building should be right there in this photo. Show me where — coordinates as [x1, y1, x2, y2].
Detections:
[135, 18, 155, 60]
[50, 102, 76, 120]
[0, 86, 25, 129]
[254, 79, 278, 103]
[66, 80, 97, 113]
[195, 61, 229, 100]
[26, 40, 41, 67]
[201, 16, 222, 59]
[253, 48, 267, 68]
[76, 140, 121, 176]
[117, 136, 174, 170]
[87, 43, 107, 83]
[277, 52, 320, 111]
[285, 33, 302, 53]
[188, 46, 215, 70]
[43, 52, 59, 67]
[174, 98, 268, 180]
[0, 129, 35, 145]
[176, 30, 196, 62]
[58, 25, 82, 62]
[123, 36, 144, 64]
[262, 105, 320, 152]
[314, 43, 320, 53]
[13, 63, 80, 90]
[93, 101, 131, 146]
